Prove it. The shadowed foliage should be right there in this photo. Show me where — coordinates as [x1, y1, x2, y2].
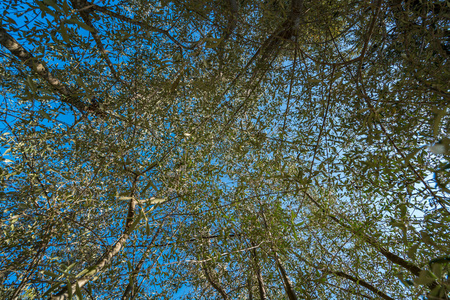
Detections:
[0, 0, 449, 299]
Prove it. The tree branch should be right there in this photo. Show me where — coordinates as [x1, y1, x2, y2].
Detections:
[292, 251, 395, 300]
[121, 218, 167, 300]
[249, 242, 268, 300]
[259, 209, 298, 300]
[202, 263, 229, 300]
[87, 1, 194, 49]
[275, 254, 298, 300]
[49, 178, 140, 299]
[300, 189, 443, 293]
[0, 26, 105, 116]
[331, 270, 395, 300]
[70, 0, 126, 86]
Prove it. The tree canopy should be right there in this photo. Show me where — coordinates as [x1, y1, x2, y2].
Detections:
[0, 0, 449, 299]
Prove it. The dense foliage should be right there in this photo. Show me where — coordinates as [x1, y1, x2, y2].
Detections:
[0, 0, 449, 299]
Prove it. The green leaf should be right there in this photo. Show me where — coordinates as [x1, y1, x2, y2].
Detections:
[396, 273, 413, 286]
[141, 179, 158, 194]
[146, 221, 151, 236]
[43, 0, 62, 12]
[38, 110, 52, 120]
[62, 0, 70, 14]
[87, 282, 93, 296]
[307, 77, 322, 84]
[205, 38, 223, 48]
[407, 243, 419, 260]
[60, 25, 70, 43]
[26, 77, 36, 93]
[36, 0, 56, 16]
[75, 76, 87, 90]
[67, 17, 95, 32]
[75, 282, 83, 300]
[405, 146, 424, 164]
[76, 266, 96, 278]
[398, 203, 407, 218]
[414, 270, 436, 286]
[67, 278, 73, 299]
[431, 263, 443, 278]
[129, 211, 143, 232]
[42, 282, 62, 297]
[65, 263, 77, 272]
[420, 231, 433, 244]
[429, 286, 446, 299]
[42, 270, 59, 278]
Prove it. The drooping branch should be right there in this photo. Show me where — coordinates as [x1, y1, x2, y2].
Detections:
[300, 189, 443, 293]
[292, 251, 395, 300]
[331, 270, 395, 300]
[0, 26, 105, 116]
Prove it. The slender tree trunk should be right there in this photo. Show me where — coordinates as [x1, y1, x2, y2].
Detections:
[249, 243, 268, 300]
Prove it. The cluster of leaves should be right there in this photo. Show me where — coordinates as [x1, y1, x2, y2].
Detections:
[0, 0, 449, 299]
